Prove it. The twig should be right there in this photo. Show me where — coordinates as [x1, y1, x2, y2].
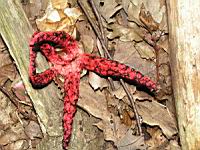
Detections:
[78, 0, 110, 57]
[89, 0, 107, 47]
[119, 79, 142, 134]
[89, 0, 115, 90]
[78, 0, 142, 135]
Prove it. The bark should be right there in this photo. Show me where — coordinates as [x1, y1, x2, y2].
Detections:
[167, 1, 200, 150]
[0, 0, 63, 149]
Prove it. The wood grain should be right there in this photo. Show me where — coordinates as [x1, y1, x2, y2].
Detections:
[0, 0, 63, 149]
[167, 1, 200, 149]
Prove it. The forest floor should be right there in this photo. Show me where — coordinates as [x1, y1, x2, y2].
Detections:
[0, 0, 180, 150]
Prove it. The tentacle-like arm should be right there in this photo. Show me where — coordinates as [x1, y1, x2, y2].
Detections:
[29, 44, 57, 88]
[29, 31, 74, 87]
[63, 72, 80, 149]
[81, 54, 156, 91]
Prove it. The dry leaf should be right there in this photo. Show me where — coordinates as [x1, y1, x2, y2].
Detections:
[0, 53, 16, 85]
[157, 35, 169, 53]
[36, 1, 81, 33]
[167, 140, 181, 150]
[158, 42, 169, 65]
[107, 23, 142, 42]
[112, 83, 136, 99]
[133, 91, 154, 101]
[120, 110, 133, 127]
[116, 129, 147, 150]
[159, 64, 170, 76]
[51, 0, 69, 9]
[127, 1, 143, 25]
[94, 118, 129, 143]
[0, 64, 16, 85]
[0, 123, 27, 145]
[46, 9, 61, 22]
[136, 100, 178, 138]
[56, 17, 76, 33]
[135, 41, 155, 60]
[114, 40, 156, 79]
[0, 131, 18, 145]
[94, 0, 122, 23]
[12, 80, 30, 103]
[124, 0, 167, 30]
[88, 72, 108, 90]
[64, 8, 82, 20]
[145, 127, 167, 149]
[4, 140, 29, 150]
[78, 81, 130, 144]
[28, 0, 42, 18]
[25, 121, 43, 140]
[78, 81, 109, 120]
[76, 21, 97, 50]
[139, 4, 159, 31]
[80, 34, 94, 53]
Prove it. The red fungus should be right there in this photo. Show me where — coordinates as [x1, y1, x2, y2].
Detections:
[29, 31, 156, 149]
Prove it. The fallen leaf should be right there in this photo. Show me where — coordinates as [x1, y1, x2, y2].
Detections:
[0, 64, 16, 85]
[25, 121, 43, 140]
[116, 129, 147, 150]
[158, 45, 169, 65]
[94, 0, 122, 23]
[80, 34, 94, 53]
[36, 1, 81, 33]
[135, 91, 154, 101]
[94, 118, 129, 143]
[11, 79, 33, 104]
[0, 123, 27, 145]
[79, 81, 110, 120]
[126, 0, 167, 30]
[135, 41, 155, 60]
[139, 4, 159, 31]
[167, 140, 181, 150]
[120, 110, 133, 127]
[47, 9, 61, 22]
[113, 40, 156, 79]
[112, 83, 136, 100]
[78, 81, 130, 144]
[28, 0, 42, 19]
[51, 0, 69, 9]
[88, 72, 108, 90]
[157, 35, 169, 53]
[76, 20, 97, 51]
[127, 1, 142, 25]
[64, 7, 82, 20]
[0, 47, 16, 87]
[159, 64, 170, 76]
[136, 100, 178, 138]
[145, 127, 167, 149]
[107, 23, 142, 42]
[4, 140, 29, 149]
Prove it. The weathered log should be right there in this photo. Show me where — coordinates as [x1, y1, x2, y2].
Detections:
[167, 1, 200, 149]
[0, 0, 63, 149]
